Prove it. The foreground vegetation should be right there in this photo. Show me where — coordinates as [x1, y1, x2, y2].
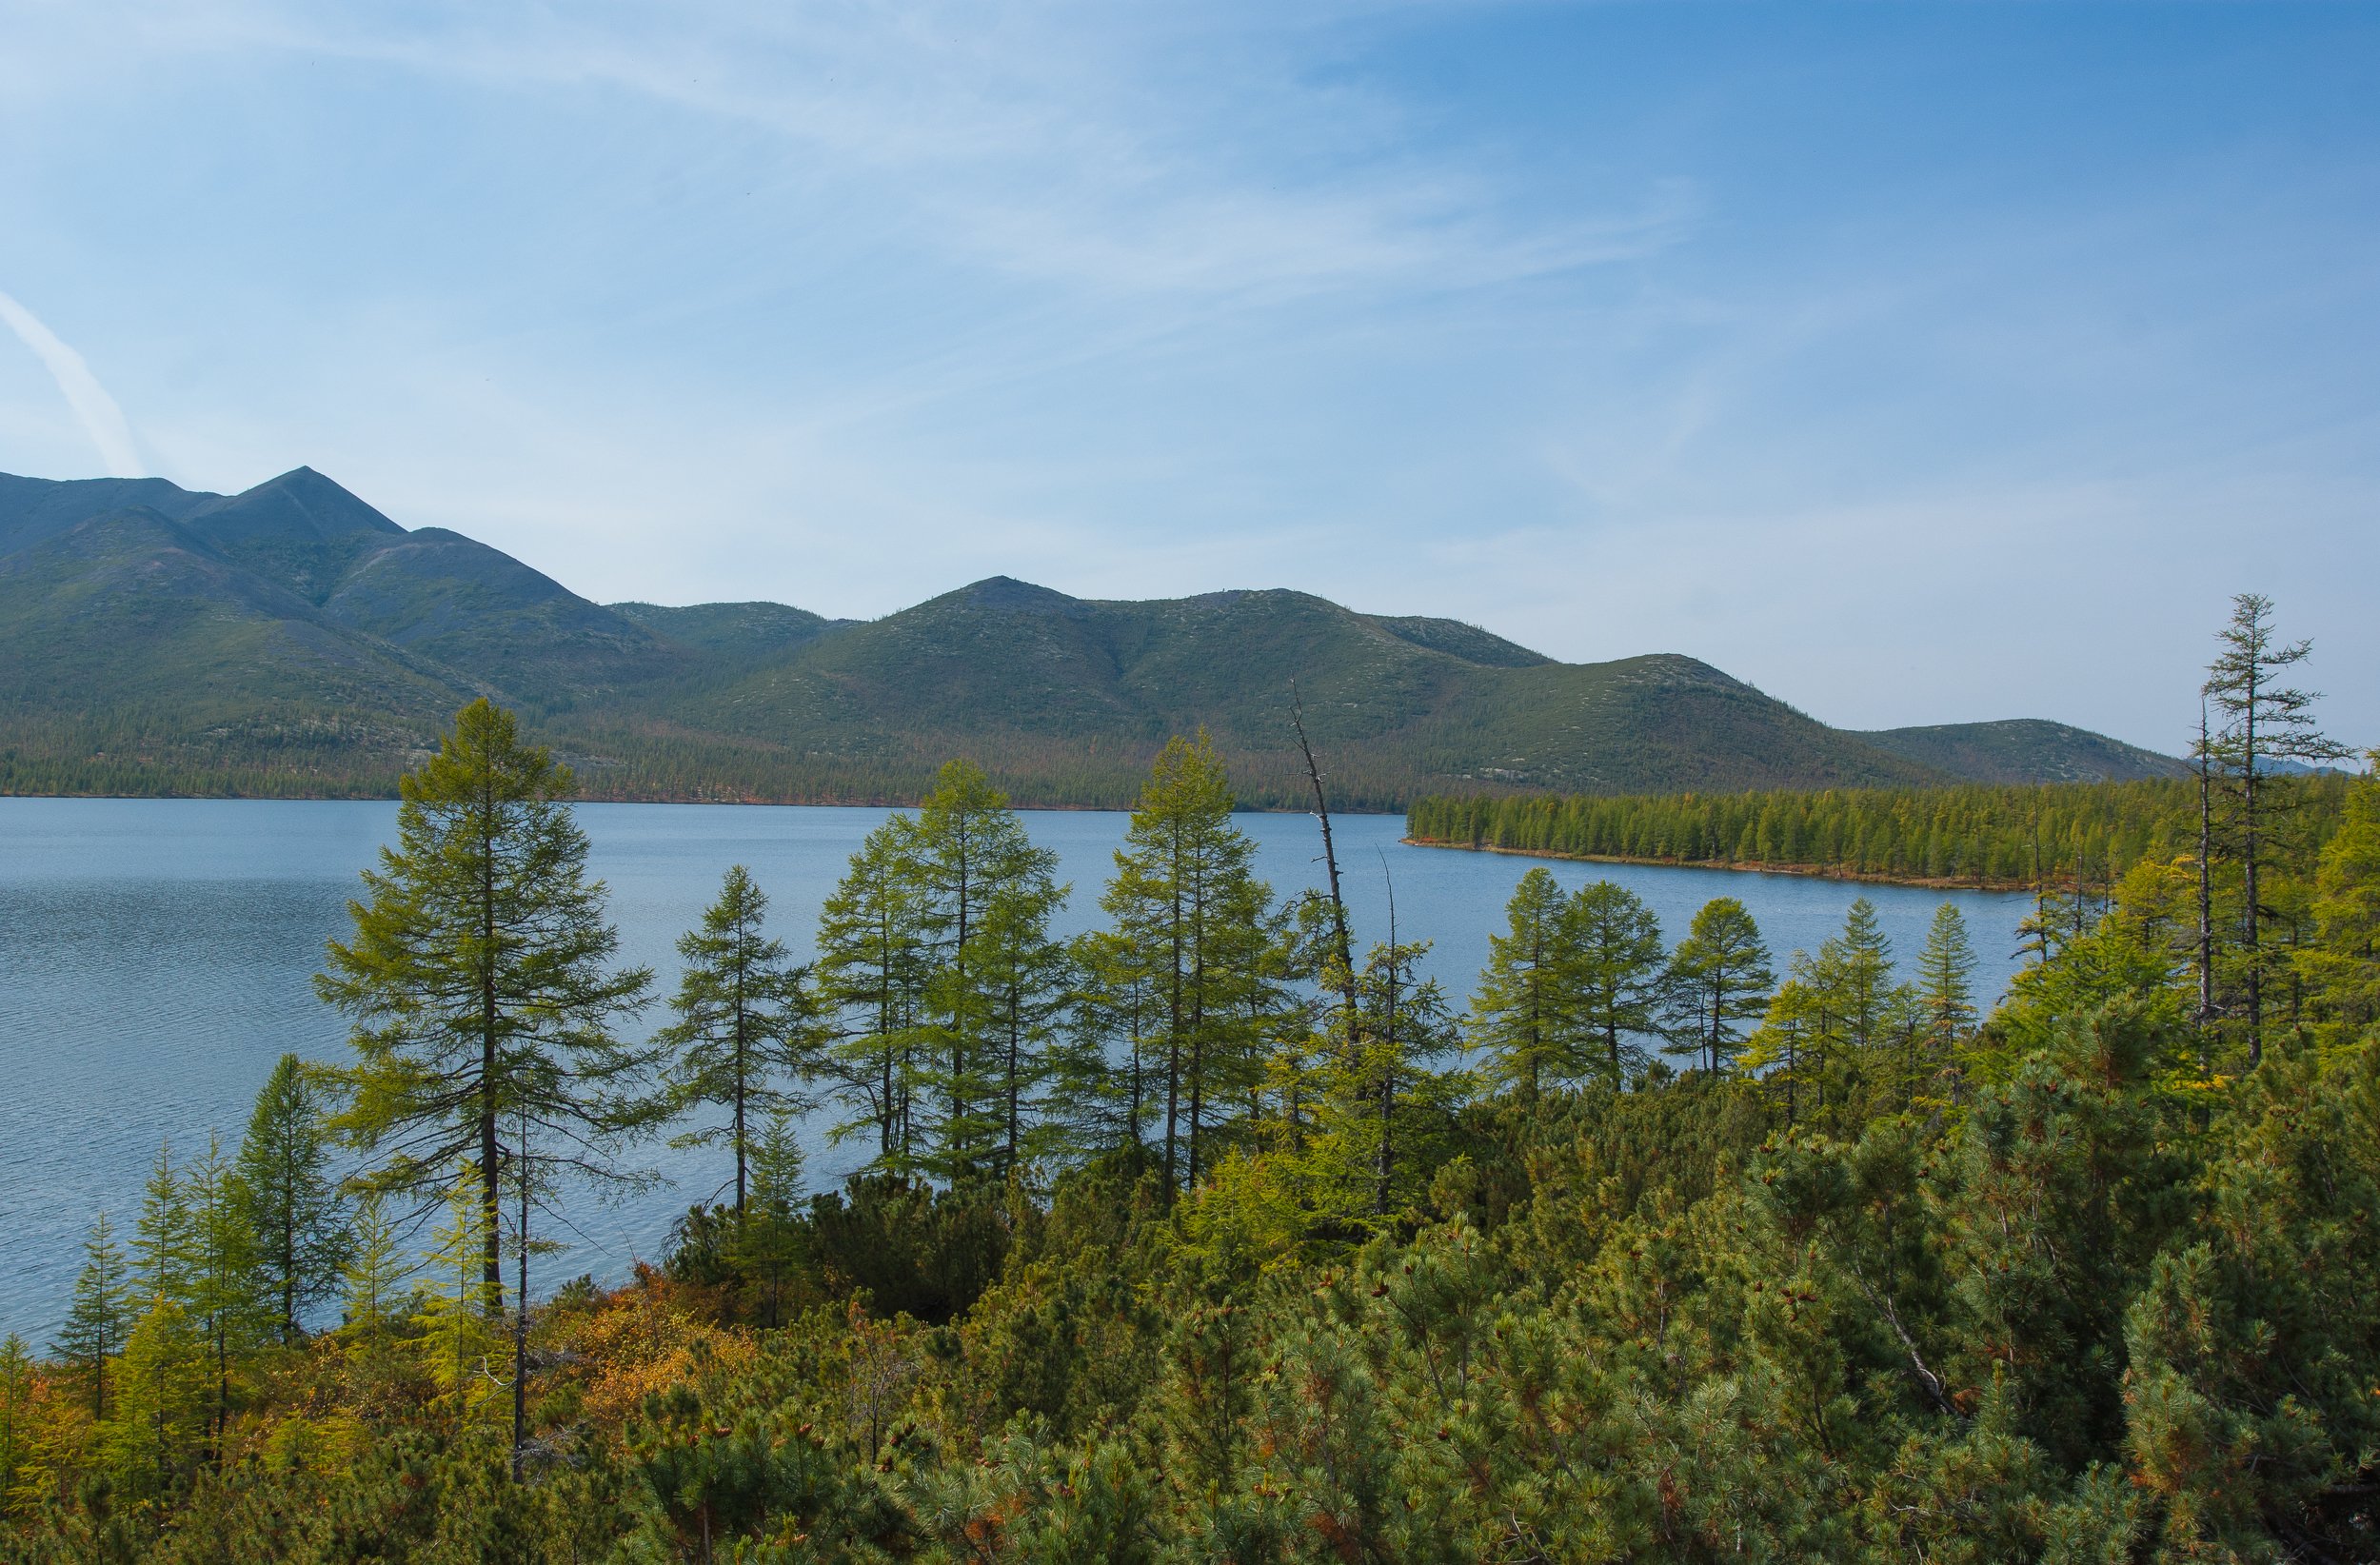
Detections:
[1, 597, 2371, 1562]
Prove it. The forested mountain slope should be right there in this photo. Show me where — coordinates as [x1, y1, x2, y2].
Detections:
[0, 467, 2179, 805]
[1858, 718, 2190, 783]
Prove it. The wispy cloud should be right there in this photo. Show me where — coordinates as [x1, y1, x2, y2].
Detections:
[0, 289, 145, 476]
[38, 1, 1684, 307]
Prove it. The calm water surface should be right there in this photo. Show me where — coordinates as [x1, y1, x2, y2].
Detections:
[0, 797, 2027, 1338]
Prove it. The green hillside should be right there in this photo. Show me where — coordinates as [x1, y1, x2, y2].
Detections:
[1858, 717, 2190, 783]
[618, 579, 1943, 807]
[0, 467, 2183, 806]
[609, 600, 846, 663]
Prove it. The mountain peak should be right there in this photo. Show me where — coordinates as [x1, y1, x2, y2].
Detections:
[215, 467, 407, 539]
[947, 576, 1080, 611]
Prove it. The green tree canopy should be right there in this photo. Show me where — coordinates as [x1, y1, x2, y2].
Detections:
[320, 698, 657, 1312]
[657, 865, 823, 1217]
[1470, 867, 1579, 1100]
[1564, 879, 1669, 1086]
[232, 1054, 350, 1343]
[1098, 732, 1281, 1193]
[318, 697, 657, 1479]
[1662, 897, 1775, 1074]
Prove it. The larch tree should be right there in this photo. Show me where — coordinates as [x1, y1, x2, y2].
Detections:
[1563, 880, 1668, 1086]
[1827, 898, 1896, 1055]
[317, 698, 657, 1477]
[1915, 902, 1980, 1050]
[902, 760, 1064, 1187]
[2202, 593, 2350, 1062]
[1048, 928, 1161, 1159]
[1661, 898, 1775, 1075]
[182, 1135, 262, 1455]
[232, 1054, 350, 1343]
[109, 1297, 207, 1498]
[658, 865, 822, 1218]
[816, 816, 929, 1172]
[1101, 733, 1279, 1194]
[1797, 897, 1899, 1114]
[412, 1159, 501, 1438]
[735, 1107, 807, 1329]
[1471, 867, 1577, 1100]
[974, 890, 1072, 1176]
[131, 1143, 194, 1311]
[1743, 973, 1821, 1127]
[55, 1214, 130, 1419]
[1330, 936, 1462, 1222]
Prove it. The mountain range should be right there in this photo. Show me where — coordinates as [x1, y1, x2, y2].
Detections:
[0, 467, 2188, 809]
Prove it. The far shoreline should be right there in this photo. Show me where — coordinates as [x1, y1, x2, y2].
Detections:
[1401, 835, 2033, 893]
[0, 788, 1403, 818]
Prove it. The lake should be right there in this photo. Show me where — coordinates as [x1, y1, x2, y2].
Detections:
[0, 797, 2028, 1339]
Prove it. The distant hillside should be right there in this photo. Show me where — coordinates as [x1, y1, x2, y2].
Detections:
[1859, 720, 2190, 784]
[610, 601, 847, 664]
[629, 576, 1949, 805]
[0, 467, 2175, 807]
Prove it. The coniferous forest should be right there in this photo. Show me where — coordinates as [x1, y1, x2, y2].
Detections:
[1407, 772, 2352, 892]
[0, 595, 2373, 1562]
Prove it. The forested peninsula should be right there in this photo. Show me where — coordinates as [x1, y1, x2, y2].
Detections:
[1406, 773, 2352, 890]
[0, 595, 2372, 1562]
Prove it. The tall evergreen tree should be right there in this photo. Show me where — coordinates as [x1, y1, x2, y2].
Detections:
[657, 866, 821, 1218]
[1309, 932, 1464, 1227]
[1470, 868, 1577, 1099]
[1101, 734, 1279, 1192]
[1795, 897, 1900, 1114]
[1048, 929, 1161, 1158]
[183, 1136, 262, 1455]
[320, 699, 657, 1480]
[1916, 902, 1980, 1049]
[1562, 880, 1668, 1085]
[131, 1143, 194, 1311]
[55, 1214, 130, 1419]
[1743, 972, 1821, 1127]
[816, 816, 930, 1170]
[975, 892, 1072, 1174]
[320, 698, 657, 1320]
[232, 1054, 349, 1343]
[903, 761, 1064, 1187]
[1826, 898, 1896, 1054]
[2202, 593, 2351, 1061]
[183, 1132, 265, 1446]
[1661, 898, 1775, 1074]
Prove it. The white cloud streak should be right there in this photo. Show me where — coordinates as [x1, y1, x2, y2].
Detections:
[0, 289, 145, 476]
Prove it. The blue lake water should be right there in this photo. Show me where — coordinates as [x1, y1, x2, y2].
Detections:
[0, 797, 2028, 1339]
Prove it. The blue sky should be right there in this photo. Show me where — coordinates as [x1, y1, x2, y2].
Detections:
[2, 1, 2373, 753]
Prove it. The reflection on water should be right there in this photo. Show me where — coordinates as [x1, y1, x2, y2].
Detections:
[0, 796, 2026, 1338]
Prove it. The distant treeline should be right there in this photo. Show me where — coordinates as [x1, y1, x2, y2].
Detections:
[1407, 774, 2355, 887]
[0, 710, 410, 801]
[0, 711, 1437, 813]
